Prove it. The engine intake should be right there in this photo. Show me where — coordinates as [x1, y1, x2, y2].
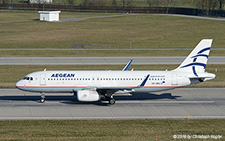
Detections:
[77, 90, 100, 102]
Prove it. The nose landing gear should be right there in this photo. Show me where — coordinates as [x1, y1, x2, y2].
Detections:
[40, 92, 45, 103]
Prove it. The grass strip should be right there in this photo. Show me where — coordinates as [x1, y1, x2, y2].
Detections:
[0, 119, 224, 140]
[1, 13, 225, 50]
[0, 50, 225, 57]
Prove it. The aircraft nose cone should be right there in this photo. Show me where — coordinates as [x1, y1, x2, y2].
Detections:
[15, 81, 19, 88]
[15, 80, 25, 90]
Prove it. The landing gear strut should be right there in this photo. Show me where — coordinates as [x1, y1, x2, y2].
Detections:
[40, 92, 45, 103]
[105, 95, 115, 105]
[99, 90, 116, 105]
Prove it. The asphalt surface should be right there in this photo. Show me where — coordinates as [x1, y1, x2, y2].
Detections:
[0, 56, 224, 65]
[0, 88, 224, 119]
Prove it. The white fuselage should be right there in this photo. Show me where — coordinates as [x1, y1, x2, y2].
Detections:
[16, 70, 192, 93]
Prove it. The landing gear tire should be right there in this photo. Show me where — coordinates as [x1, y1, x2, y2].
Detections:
[109, 98, 115, 105]
[40, 98, 45, 103]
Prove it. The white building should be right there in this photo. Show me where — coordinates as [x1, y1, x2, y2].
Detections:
[29, 0, 52, 4]
[38, 11, 61, 22]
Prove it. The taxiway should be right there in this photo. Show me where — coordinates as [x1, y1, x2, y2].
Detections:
[0, 56, 225, 65]
[0, 88, 224, 120]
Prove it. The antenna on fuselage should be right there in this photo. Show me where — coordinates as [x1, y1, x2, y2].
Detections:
[44, 68, 47, 71]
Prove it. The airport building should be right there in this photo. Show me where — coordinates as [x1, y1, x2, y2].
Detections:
[29, 0, 52, 4]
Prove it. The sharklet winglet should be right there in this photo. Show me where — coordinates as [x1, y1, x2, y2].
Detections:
[138, 74, 150, 87]
[123, 60, 133, 71]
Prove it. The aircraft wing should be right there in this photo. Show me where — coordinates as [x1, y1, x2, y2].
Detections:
[96, 74, 150, 94]
[97, 86, 133, 90]
[79, 74, 150, 96]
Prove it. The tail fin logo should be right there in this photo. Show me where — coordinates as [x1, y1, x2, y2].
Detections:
[180, 47, 210, 76]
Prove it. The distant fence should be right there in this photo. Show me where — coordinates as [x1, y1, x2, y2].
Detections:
[1, 3, 225, 17]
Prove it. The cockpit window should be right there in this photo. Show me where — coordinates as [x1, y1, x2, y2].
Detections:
[23, 77, 33, 81]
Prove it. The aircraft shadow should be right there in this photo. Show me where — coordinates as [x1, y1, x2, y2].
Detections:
[115, 92, 180, 101]
[0, 92, 181, 106]
[0, 95, 76, 102]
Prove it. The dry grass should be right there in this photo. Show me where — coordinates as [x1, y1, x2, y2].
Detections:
[0, 11, 115, 21]
[1, 12, 225, 51]
[0, 64, 223, 88]
[0, 50, 198, 57]
[0, 119, 224, 140]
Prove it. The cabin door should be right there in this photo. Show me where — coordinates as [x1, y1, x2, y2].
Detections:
[40, 74, 46, 85]
[172, 74, 178, 85]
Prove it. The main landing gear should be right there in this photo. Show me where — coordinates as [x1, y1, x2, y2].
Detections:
[108, 98, 115, 105]
[104, 95, 115, 105]
[40, 92, 45, 103]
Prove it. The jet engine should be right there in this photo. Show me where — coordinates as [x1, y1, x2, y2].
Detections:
[77, 90, 100, 102]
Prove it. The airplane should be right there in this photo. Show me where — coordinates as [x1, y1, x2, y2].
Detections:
[16, 39, 216, 105]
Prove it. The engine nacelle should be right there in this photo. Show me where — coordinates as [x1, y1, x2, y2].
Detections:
[77, 90, 100, 102]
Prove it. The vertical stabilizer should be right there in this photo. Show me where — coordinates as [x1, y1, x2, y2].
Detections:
[173, 39, 213, 76]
